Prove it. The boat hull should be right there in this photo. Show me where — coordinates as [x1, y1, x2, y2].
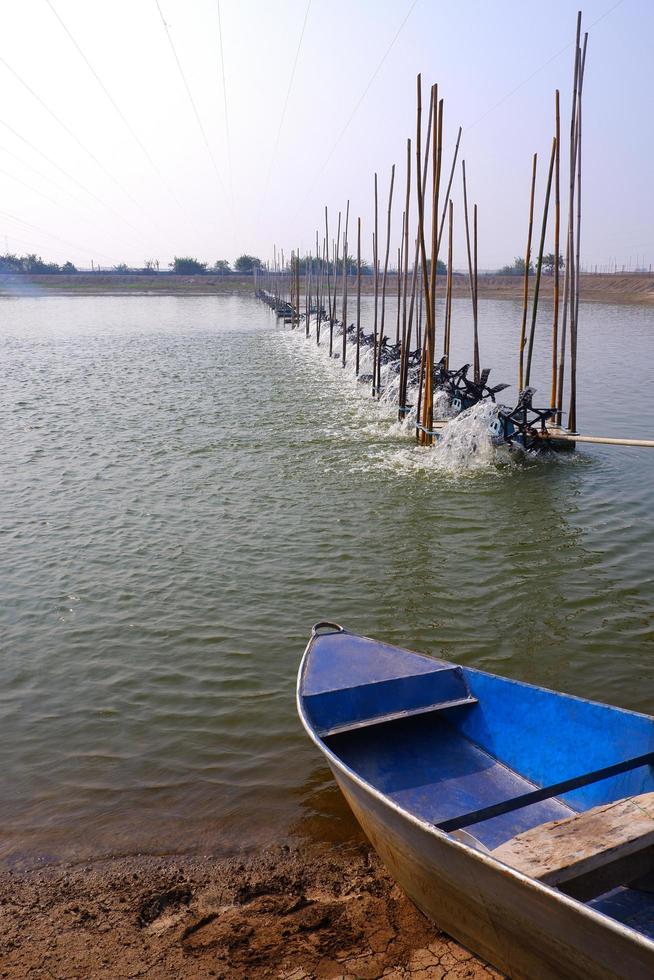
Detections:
[330, 762, 654, 980]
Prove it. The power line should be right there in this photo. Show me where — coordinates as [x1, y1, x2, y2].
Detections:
[154, 0, 227, 197]
[291, 0, 418, 222]
[216, 0, 233, 208]
[0, 140, 92, 211]
[0, 52, 143, 211]
[0, 148, 154, 256]
[45, 0, 183, 210]
[0, 117, 155, 251]
[467, 0, 625, 130]
[0, 206, 113, 260]
[257, 0, 312, 220]
[0, 163, 61, 208]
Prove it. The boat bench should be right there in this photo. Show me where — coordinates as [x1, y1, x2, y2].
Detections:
[306, 664, 477, 738]
[492, 792, 654, 901]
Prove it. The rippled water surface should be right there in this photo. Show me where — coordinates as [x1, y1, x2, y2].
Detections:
[2, 292, 654, 867]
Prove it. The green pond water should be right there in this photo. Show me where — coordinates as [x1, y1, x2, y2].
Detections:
[1, 292, 653, 867]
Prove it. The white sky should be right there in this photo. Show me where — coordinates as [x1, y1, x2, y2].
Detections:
[0, 0, 650, 270]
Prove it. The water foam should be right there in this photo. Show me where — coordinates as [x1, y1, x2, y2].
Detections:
[276, 312, 502, 473]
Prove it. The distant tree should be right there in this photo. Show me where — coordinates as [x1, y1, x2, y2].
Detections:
[234, 254, 263, 274]
[213, 259, 231, 274]
[170, 256, 207, 274]
[0, 252, 23, 272]
[542, 252, 565, 275]
[61, 261, 77, 273]
[114, 263, 129, 273]
[344, 256, 373, 275]
[24, 254, 60, 273]
[425, 258, 447, 276]
[144, 259, 158, 271]
[499, 257, 534, 276]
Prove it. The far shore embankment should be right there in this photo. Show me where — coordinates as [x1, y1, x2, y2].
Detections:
[1, 271, 654, 306]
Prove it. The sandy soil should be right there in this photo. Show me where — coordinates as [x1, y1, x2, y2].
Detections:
[473, 272, 654, 306]
[0, 841, 501, 979]
[2, 272, 654, 305]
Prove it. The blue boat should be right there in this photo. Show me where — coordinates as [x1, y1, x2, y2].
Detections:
[297, 624, 654, 979]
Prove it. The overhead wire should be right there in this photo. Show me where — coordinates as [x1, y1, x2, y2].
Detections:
[154, 0, 227, 198]
[0, 117, 155, 250]
[0, 52, 144, 210]
[466, 0, 625, 130]
[257, 0, 312, 222]
[0, 148, 155, 257]
[44, 0, 183, 210]
[290, 0, 418, 223]
[0, 205, 113, 260]
[0, 164, 63, 209]
[0, 140, 93, 211]
[216, 0, 234, 209]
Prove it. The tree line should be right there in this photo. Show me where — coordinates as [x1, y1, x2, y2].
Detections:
[0, 252, 450, 276]
[499, 254, 565, 276]
[0, 253, 266, 275]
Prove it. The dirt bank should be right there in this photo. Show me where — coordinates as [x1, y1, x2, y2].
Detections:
[472, 272, 654, 306]
[0, 841, 500, 979]
[1, 271, 654, 306]
[0, 273, 255, 296]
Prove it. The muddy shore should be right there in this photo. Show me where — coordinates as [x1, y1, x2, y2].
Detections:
[0, 841, 500, 979]
[1, 271, 653, 306]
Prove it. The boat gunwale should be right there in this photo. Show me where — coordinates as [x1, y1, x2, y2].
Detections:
[296, 628, 654, 954]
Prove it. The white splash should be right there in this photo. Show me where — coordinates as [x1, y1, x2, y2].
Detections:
[275, 312, 504, 473]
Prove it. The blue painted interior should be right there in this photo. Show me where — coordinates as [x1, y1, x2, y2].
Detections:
[459, 668, 654, 811]
[304, 665, 469, 733]
[326, 712, 573, 848]
[302, 632, 450, 695]
[300, 630, 654, 934]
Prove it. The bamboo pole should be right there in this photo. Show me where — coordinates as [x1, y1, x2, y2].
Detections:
[395, 239, 402, 345]
[318, 238, 326, 345]
[356, 216, 361, 376]
[569, 32, 588, 434]
[399, 91, 432, 421]
[372, 174, 379, 395]
[525, 136, 557, 387]
[473, 203, 478, 377]
[399, 242, 418, 421]
[324, 208, 332, 334]
[415, 80, 435, 443]
[378, 164, 396, 396]
[342, 200, 350, 367]
[518, 153, 538, 391]
[428, 92, 441, 355]
[422, 94, 443, 442]
[444, 199, 453, 365]
[461, 160, 479, 382]
[305, 250, 311, 337]
[437, 125, 462, 254]
[557, 12, 582, 422]
[550, 91, 561, 408]
[402, 137, 411, 356]
[315, 230, 320, 338]
[548, 432, 654, 448]
[417, 258, 423, 350]
[330, 211, 341, 356]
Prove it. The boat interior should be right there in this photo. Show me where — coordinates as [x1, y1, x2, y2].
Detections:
[300, 629, 654, 939]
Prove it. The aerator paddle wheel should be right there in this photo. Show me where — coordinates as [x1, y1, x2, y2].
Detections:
[491, 387, 556, 451]
[432, 358, 510, 414]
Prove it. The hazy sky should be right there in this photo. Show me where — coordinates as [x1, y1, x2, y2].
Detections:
[0, 0, 650, 270]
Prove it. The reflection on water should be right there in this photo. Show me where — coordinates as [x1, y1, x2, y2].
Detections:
[1, 293, 653, 867]
[291, 768, 365, 848]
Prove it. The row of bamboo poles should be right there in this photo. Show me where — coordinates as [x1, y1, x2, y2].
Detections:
[256, 12, 587, 441]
